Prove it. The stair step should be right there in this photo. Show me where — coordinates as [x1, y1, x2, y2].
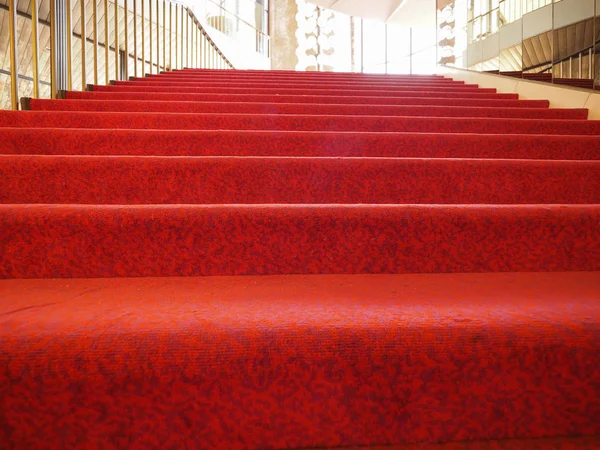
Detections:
[67, 90, 546, 107]
[1, 111, 597, 133]
[2, 156, 599, 205]
[75, 89, 521, 100]
[90, 84, 499, 96]
[2, 129, 598, 159]
[1, 204, 599, 278]
[1, 272, 599, 448]
[116, 80, 476, 89]
[27, 99, 580, 119]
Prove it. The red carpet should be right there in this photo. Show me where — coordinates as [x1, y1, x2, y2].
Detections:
[0, 69, 599, 449]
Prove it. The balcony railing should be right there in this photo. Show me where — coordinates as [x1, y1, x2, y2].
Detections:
[3, 0, 234, 110]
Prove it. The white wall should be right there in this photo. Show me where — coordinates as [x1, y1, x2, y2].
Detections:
[499, 20, 522, 51]
[437, 65, 600, 120]
[554, 0, 595, 29]
[522, 4, 553, 40]
[201, 25, 270, 69]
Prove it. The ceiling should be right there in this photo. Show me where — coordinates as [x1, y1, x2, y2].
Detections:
[307, 0, 436, 28]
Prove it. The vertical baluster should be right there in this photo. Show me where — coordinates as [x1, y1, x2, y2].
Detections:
[50, 0, 57, 98]
[196, 25, 199, 69]
[149, 0, 153, 74]
[104, 0, 109, 83]
[114, 0, 119, 80]
[180, 6, 184, 68]
[66, 0, 72, 89]
[133, 0, 137, 77]
[142, 0, 146, 76]
[8, 0, 18, 109]
[80, 0, 86, 89]
[124, 0, 129, 79]
[162, 0, 166, 70]
[31, 0, 40, 97]
[175, 4, 179, 70]
[184, 8, 188, 68]
[192, 19, 195, 68]
[169, 2, 173, 70]
[188, 14, 192, 67]
[156, 0, 160, 71]
[93, 0, 98, 84]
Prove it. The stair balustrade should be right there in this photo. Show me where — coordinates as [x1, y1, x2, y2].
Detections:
[4, 0, 234, 110]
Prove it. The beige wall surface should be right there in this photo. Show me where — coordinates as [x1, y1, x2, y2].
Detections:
[438, 65, 600, 120]
[269, 0, 298, 70]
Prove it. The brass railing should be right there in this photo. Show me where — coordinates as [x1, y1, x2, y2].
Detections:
[5, 0, 233, 110]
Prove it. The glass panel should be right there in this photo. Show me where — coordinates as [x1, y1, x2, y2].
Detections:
[361, 19, 386, 73]
[387, 25, 410, 67]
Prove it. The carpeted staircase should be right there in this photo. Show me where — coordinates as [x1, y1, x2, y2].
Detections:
[1, 69, 599, 449]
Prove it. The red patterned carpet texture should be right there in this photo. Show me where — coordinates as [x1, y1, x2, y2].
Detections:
[0, 69, 599, 450]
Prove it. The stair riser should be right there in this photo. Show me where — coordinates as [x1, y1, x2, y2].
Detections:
[2, 129, 598, 159]
[1, 205, 598, 278]
[27, 100, 583, 119]
[2, 111, 598, 134]
[81, 89, 521, 100]
[66, 91, 548, 107]
[90, 85, 498, 96]
[2, 157, 599, 204]
[116, 80, 475, 89]
[1, 276, 598, 449]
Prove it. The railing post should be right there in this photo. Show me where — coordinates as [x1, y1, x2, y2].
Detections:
[66, 0, 72, 90]
[180, 6, 184, 68]
[163, 0, 166, 70]
[80, 0, 86, 89]
[175, 4, 179, 70]
[8, 0, 19, 109]
[93, 0, 98, 84]
[133, 0, 138, 77]
[104, 0, 109, 83]
[409, 28, 413, 75]
[384, 23, 388, 74]
[124, 0, 129, 79]
[169, 2, 173, 70]
[52, 0, 70, 97]
[142, 0, 146, 76]
[149, 0, 153, 74]
[156, 0, 160, 71]
[360, 18, 364, 73]
[31, 0, 40, 98]
[114, 0, 119, 80]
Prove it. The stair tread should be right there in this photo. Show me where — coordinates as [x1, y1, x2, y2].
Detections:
[1, 110, 598, 134]
[2, 204, 599, 278]
[1, 272, 599, 448]
[3, 128, 598, 159]
[2, 155, 599, 204]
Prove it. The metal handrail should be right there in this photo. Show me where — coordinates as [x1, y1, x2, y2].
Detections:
[5, 0, 234, 110]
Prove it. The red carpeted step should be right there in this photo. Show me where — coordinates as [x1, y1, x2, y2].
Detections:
[117, 80, 476, 89]
[27, 99, 583, 119]
[2, 156, 599, 205]
[3, 68, 600, 449]
[174, 68, 448, 78]
[1, 273, 599, 448]
[317, 437, 600, 450]
[2, 110, 599, 134]
[66, 90, 547, 107]
[1, 204, 599, 278]
[76, 89, 521, 100]
[89, 84, 498, 96]
[3, 128, 598, 160]
[162, 68, 448, 78]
